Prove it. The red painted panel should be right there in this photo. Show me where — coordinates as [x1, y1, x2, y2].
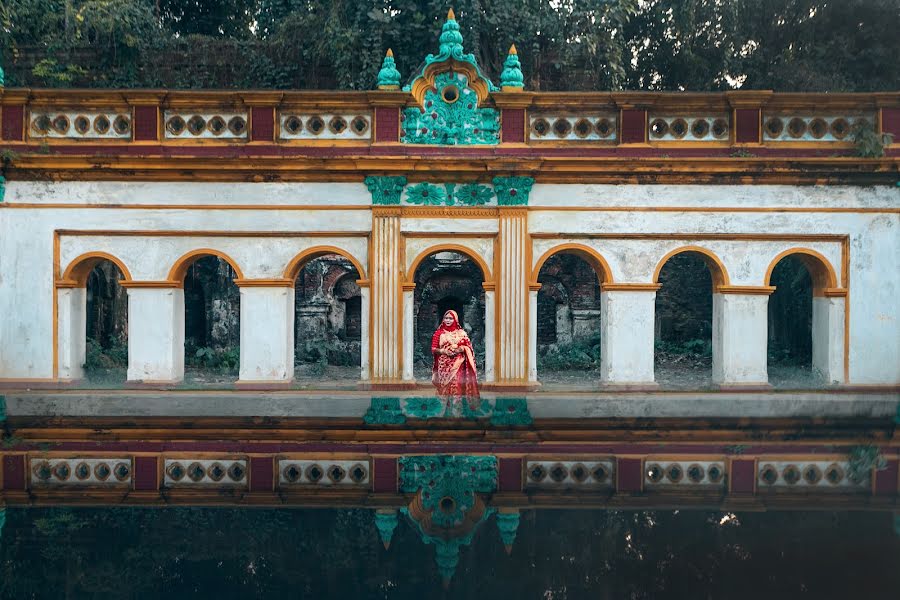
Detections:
[1, 105, 25, 141]
[873, 459, 898, 496]
[620, 109, 646, 144]
[132, 106, 159, 141]
[250, 456, 274, 492]
[735, 109, 760, 144]
[2, 455, 26, 490]
[133, 456, 158, 491]
[501, 109, 526, 143]
[730, 459, 756, 493]
[616, 458, 643, 492]
[882, 108, 900, 138]
[375, 107, 399, 143]
[498, 458, 523, 491]
[372, 457, 397, 492]
[251, 107, 275, 142]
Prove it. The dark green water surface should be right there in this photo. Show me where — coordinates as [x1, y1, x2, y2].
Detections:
[1, 507, 898, 599]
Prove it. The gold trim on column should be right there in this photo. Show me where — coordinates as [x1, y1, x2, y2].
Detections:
[715, 285, 776, 295]
[600, 283, 661, 292]
[233, 278, 295, 288]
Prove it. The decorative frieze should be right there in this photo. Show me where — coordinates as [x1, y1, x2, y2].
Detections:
[164, 458, 247, 486]
[363, 176, 534, 206]
[30, 111, 131, 139]
[524, 459, 614, 488]
[363, 397, 532, 425]
[762, 115, 874, 142]
[279, 113, 371, 140]
[30, 457, 132, 486]
[402, 72, 500, 145]
[164, 111, 248, 139]
[644, 460, 726, 487]
[648, 115, 729, 142]
[278, 459, 370, 486]
[529, 114, 617, 141]
[757, 461, 868, 488]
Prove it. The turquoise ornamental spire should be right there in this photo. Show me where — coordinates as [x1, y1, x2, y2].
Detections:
[500, 44, 524, 91]
[438, 8, 465, 56]
[377, 49, 401, 90]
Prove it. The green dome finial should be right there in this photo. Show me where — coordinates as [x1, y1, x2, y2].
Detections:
[377, 48, 401, 90]
[439, 8, 464, 57]
[0, 61, 5, 88]
[500, 44, 524, 91]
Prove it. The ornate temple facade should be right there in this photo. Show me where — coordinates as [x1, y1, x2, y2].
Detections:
[0, 11, 898, 389]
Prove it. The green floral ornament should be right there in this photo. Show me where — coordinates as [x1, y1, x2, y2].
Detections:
[365, 175, 407, 205]
[493, 176, 535, 205]
[405, 182, 448, 205]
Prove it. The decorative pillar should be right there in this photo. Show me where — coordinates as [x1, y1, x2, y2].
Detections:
[599, 285, 658, 385]
[123, 284, 184, 383]
[237, 280, 294, 383]
[401, 283, 415, 382]
[358, 282, 371, 381]
[712, 287, 773, 387]
[494, 177, 534, 385]
[56, 285, 86, 381]
[483, 283, 496, 383]
[812, 292, 846, 384]
[527, 285, 539, 383]
[365, 177, 406, 382]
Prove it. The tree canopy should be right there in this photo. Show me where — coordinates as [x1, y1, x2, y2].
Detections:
[0, 0, 897, 91]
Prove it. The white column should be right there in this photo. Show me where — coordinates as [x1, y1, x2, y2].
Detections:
[238, 285, 294, 382]
[527, 287, 538, 383]
[401, 286, 415, 382]
[812, 295, 845, 384]
[359, 285, 370, 381]
[711, 292, 770, 386]
[498, 209, 528, 382]
[126, 286, 184, 382]
[484, 286, 496, 383]
[57, 287, 86, 381]
[371, 208, 401, 381]
[600, 288, 657, 384]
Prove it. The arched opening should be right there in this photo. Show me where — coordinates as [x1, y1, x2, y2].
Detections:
[535, 253, 603, 381]
[83, 260, 128, 382]
[653, 249, 727, 388]
[412, 251, 486, 380]
[765, 250, 839, 386]
[176, 254, 241, 383]
[292, 254, 362, 379]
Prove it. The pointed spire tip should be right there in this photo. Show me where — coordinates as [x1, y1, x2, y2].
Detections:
[509, 44, 517, 55]
[386, 48, 393, 57]
[447, 7, 456, 21]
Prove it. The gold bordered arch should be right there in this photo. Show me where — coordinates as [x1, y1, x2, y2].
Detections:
[59, 251, 133, 287]
[653, 245, 730, 289]
[531, 243, 614, 286]
[167, 248, 245, 284]
[283, 245, 368, 282]
[406, 243, 493, 284]
[764, 247, 839, 295]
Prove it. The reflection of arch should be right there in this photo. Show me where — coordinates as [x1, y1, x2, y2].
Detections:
[764, 248, 838, 294]
[407, 244, 491, 283]
[284, 245, 367, 281]
[60, 252, 133, 286]
[653, 246, 730, 289]
[167, 249, 245, 283]
[531, 243, 613, 284]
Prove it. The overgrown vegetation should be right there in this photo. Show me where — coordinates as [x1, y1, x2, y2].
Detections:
[1, 0, 897, 91]
[83, 336, 127, 371]
[847, 445, 888, 483]
[852, 120, 893, 158]
[538, 334, 601, 372]
[186, 344, 240, 374]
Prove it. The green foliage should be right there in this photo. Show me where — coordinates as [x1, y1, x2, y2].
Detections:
[539, 334, 601, 372]
[852, 120, 892, 158]
[655, 338, 712, 357]
[83, 336, 128, 370]
[3, 0, 894, 91]
[189, 345, 240, 373]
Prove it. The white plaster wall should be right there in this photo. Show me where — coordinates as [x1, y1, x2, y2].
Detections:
[711, 294, 769, 385]
[812, 297, 845, 384]
[400, 218, 499, 234]
[59, 234, 370, 281]
[5, 181, 371, 206]
[56, 288, 86, 380]
[600, 291, 657, 384]
[127, 288, 185, 382]
[1, 182, 897, 384]
[239, 287, 294, 382]
[532, 237, 843, 286]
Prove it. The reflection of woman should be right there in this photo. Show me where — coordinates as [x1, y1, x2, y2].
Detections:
[431, 310, 480, 407]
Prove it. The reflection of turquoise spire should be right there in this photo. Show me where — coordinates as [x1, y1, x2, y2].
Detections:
[374, 509, 399, 549]
[0, 56, 5, 87]
[0, 507, 6, 551]
[496, 510, 520, 554]
[500, 44, 524, 91]
[439, 8, 464, 56]
[376, 49, 401, 90]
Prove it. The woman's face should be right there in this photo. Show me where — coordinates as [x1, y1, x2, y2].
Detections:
[442, 314, 455, 327]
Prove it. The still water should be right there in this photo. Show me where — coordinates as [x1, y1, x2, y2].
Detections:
[1, 507, 897, 599]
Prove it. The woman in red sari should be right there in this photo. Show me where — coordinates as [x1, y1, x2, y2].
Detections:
[431, 310, 480, 408]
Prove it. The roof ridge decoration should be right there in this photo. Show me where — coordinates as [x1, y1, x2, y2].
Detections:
[398, 9, 504, 146]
